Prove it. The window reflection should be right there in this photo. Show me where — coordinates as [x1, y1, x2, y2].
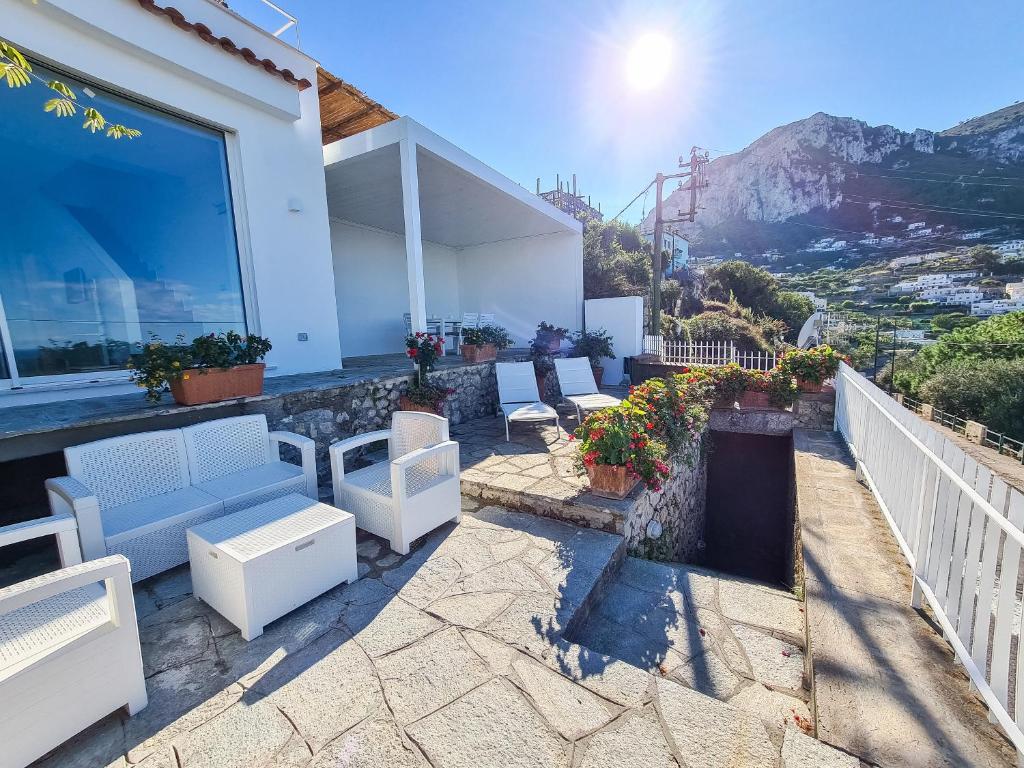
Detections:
[0, 62, 246, 379]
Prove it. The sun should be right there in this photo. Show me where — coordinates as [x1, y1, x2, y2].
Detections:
[625, 33, 673, 91]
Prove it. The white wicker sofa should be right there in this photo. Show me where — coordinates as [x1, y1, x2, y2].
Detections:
[46, 415, 317, 583]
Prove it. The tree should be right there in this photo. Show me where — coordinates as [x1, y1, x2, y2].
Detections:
[582, 218, 652, 300]
[968, 245, 1001, 273]
[920, 359, 1024, 438]
[704, 261, 779, 313]
[1, 39, 140, 138]
[704, 261, 813, 342]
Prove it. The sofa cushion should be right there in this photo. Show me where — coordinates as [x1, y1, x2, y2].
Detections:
[0, 584, 108, 670]
[102, 486, 222, 546]
[195, 460, 306, 513]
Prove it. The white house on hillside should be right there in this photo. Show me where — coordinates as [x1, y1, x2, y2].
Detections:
[0, 0, 583, 405]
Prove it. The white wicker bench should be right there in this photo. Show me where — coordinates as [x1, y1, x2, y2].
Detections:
[46, 415, 317, 583]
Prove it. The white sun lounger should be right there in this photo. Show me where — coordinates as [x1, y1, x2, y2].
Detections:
[553, 357, 622, 422]
[496, 362, 560, 442]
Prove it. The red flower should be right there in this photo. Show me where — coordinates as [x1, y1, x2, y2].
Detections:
[407, 348, 418, 358]
[646, 422, 654, 430]
[568, 434, 575, 441]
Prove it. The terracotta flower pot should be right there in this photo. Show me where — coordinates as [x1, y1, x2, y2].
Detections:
[398, 395, 443, 415]
[713, 395, 737, 409]
[591, 366, 604, 386]
[169, 363, 265, 406]
[738, 390, 774, 409]
[796, 378, 824, 393]
[586, 463, 639, 500]
[460, 343, 497, 363]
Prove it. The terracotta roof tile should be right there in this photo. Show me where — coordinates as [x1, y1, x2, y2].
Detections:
[137, 0, 312, 90]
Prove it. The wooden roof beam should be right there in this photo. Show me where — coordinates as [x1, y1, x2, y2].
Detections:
[322, 105, 378, 140]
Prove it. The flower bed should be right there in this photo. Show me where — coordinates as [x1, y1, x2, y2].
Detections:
[574, 346, 840, 491]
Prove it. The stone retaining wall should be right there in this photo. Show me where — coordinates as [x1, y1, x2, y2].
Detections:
[623, 434, 708, 563]
[249, 363, 498, 488]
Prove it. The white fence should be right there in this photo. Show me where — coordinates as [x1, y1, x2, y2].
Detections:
[834, 362, 1024, 754]
[641, 337, 777, 371]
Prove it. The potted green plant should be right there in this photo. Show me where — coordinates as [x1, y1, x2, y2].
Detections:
[778, 345, 845, 393]
[569, 328, 615, 385]
[708, 363, 746, 408]
[460, 324, 512, 363]
[401, 381, 455, 415]
[128, 331, 272, 405]
[571, 401, 670, 499]
[535, 321, 569, 352]
[530, 340, 556, 400]
[738, 369, 798, 409]
[400, 332, 450, 412]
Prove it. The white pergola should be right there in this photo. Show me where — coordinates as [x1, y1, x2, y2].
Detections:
[323, 117, 583, 357]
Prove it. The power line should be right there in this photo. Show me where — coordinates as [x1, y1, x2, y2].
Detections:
[847, 193, 1023, 217]
[865, 168, 1024, 182]
[611, 179, 656, 222]
[844, 196, 1024, 221]
[852, 171, 1024, 189]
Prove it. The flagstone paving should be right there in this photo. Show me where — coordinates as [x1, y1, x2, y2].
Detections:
[31, 498, 861, 768]
[574, 557, 813, 734]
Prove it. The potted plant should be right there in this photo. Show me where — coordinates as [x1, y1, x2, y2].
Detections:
[571, 402, 669, 499]
[778, 345, 844, 393]
[460, 324, 512, 363]
[569, 328, 615, 385]
[530, 341, 556, 400]
[535, 321, 569, 352]
[708, 363, 747, 408]
[129, 331, 272, 405]
[400, 332, 448, 412]
[738, 369, 798, 409]
[400, 381, 455, 415]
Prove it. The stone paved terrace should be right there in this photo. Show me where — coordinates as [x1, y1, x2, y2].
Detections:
[574, 558, 811, 727]
[454, 412, 633, 533]
[30, 498, 862, 768]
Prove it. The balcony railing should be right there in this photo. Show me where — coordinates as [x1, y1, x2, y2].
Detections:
[219, 0, 300, 47]
[834, 362, 1024, 754]
[901, 395, 1024, 465]
[641, 337, 777, 371]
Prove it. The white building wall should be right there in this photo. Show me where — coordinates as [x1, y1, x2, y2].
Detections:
[4, 0, 342, 376]
[330, 221, 460, 358]
[457, 232, 583, 347]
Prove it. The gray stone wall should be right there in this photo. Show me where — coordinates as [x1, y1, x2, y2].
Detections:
[624, 434, 708, 563]
[247, 363, 498, 488]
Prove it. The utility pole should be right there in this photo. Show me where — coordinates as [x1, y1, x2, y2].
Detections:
[872, 312, 882, 383]
[889, 319, 898, 394]
[648, 146, 709, 334]
[652, 173, 665, 335]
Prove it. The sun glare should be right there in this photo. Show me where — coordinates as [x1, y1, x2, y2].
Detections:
[625, 33, 673, 91]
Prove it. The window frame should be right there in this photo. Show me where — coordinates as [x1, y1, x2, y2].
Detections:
[0, 55, 259, 391]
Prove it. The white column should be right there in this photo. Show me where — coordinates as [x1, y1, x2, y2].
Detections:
[399, 137, 427, 333]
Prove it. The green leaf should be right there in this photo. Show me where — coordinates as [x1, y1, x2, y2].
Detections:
[46, 80, 76, 99]
[0, 63, 32, 88]
[44, 97, 76, 117]
[106, 124, 142, 139]
[0, 41, 30, 70]
[82, 107, 106, 133]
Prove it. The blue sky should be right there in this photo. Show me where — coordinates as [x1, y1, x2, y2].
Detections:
[285, 0, 1024, 223]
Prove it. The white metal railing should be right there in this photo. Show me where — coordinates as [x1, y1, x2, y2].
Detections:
[221, 0, 300, 47]
[834, 362, 1024, 753]
[641, 337, 777, 371]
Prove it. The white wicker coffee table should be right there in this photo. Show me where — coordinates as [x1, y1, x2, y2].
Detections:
[186, 493, 357, 640]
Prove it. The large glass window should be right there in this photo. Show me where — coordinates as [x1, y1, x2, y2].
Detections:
[0, 61, 247, 380]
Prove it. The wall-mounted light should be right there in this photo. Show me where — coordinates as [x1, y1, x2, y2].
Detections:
[287, 197, 303, 213]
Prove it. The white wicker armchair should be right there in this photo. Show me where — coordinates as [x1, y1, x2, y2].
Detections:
[0, 518, 146, 768]
[330, 412, 460, 554]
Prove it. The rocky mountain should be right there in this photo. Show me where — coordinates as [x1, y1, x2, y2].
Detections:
[647, 103, 1024, 260]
